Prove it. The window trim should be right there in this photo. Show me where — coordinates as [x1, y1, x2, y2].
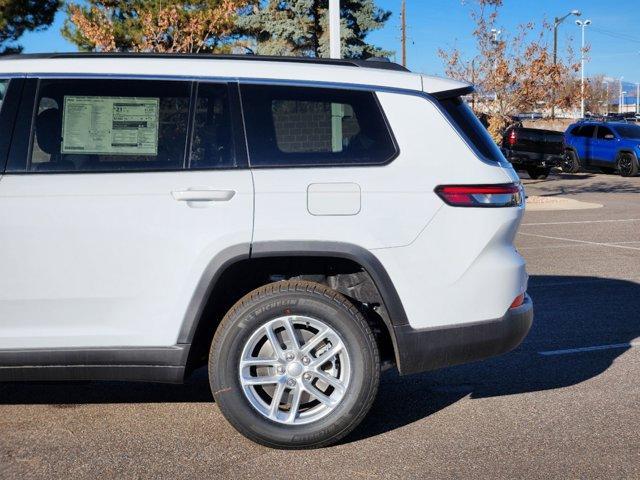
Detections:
[0, 78, 25, 172]
[596, 125, 615, 140]
[238, 83, 400, 169]
[6, 76, 248, 175]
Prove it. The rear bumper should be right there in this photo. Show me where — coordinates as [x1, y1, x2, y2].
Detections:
[503, 150, 564, 167]
[394, 294, 533, 375]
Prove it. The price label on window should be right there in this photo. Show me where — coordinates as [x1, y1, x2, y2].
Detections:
[61, 96, 159, 155]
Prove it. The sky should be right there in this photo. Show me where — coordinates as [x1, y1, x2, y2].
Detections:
[18, 0, 640, 90]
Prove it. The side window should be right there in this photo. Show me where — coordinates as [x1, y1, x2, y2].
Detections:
[0, 79, 8, 111]
[438, 96, 505, 163]
[21, 79, 191, 173]
[570, 126, 582, 136]
[596, 126, 614, 139]
[579, 125, 596, 138]
[241, 85, 397, 167]
[190, 83, 236, 169]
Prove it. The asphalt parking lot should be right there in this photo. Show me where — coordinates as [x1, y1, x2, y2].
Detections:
[1, 172, 639, 480]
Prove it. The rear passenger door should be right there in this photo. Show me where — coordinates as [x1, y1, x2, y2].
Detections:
[577, 125, 596, 165]
[0, 78, 253, 349]
[593, 126, 617, 165]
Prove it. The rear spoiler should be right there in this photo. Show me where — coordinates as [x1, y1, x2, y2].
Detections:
[431, 85, 475, 100]
[421, 75, 474, 100]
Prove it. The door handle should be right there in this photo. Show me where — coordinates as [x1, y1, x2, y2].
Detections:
[171, 188, 236, 202]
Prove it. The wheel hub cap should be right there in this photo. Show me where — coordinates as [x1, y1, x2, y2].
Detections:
[287, 362, 303, 377]
[239, 315, 351, 425]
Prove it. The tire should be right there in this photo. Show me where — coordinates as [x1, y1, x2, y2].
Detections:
[526, 166, 551, 179]
[562, 150, 581, 173]
[617, 152, 639, 177]
[209, 280, 380, 449]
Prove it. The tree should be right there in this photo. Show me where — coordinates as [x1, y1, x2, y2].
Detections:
[62, 0, 253, 53]
[0, 0, 61, 55]
[237, 0, 391, 58]
[438, 0, 580, 139]
[584, 75, 611, 115]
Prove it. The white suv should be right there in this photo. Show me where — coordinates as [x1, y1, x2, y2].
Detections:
[0, 53, 532, 448]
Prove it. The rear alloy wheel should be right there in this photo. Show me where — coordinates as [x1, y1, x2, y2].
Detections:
[209, 280, 380, 449]
[562, 150, 581, 174]
[526, 166, 551, 180]
[617, 152, 639, 177]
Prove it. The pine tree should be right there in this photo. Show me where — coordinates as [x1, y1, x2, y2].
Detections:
[62, 0, 254, 53]
[237, 0, 391, 59]
[0, 0, 61, 55]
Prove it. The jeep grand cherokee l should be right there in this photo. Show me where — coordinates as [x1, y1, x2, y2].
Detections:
[0, 53, 532, 449]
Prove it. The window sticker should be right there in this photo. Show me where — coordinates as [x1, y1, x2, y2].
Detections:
[61, 96, 159, 155]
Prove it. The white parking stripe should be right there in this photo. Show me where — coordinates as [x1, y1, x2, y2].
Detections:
[522, 218, 640, 226]
[539, 342, 639, 356]
[519, 232, 640, 251]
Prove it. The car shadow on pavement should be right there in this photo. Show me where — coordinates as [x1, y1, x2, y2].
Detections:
[348, 274, 640, 442]
[0, 275, 638, 446]
[0, 365, 213, 405]
[524, 175, 640, 196]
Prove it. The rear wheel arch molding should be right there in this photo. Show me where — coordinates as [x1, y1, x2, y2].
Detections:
[178, 241, 410, 368]
[616, 148, 637, 158]
[249, 240, 409, 325]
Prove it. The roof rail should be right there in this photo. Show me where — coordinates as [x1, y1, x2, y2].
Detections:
[1, 52, 410, 72]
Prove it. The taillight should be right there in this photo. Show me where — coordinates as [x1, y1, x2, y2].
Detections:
[434, 183, 524, 208]
[507, 129, 517, 146]
[510, 293, 525, 309]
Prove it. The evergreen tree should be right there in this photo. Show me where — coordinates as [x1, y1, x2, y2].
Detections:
[0, 0, 61, 55]
[237, 0, 391, 58]
[62, 0, 253, 53]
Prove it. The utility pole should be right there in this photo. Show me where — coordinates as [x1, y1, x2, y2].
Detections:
[619, 77, 624, 114]
[329, 0, 340, 59]
[636, 83, 639, 114]
[551, 10, 581, 119]
[401, 0, 407, 67]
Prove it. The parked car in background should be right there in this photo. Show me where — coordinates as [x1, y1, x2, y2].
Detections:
[501, 126, 565, 179]
[564, 120, 640, 176]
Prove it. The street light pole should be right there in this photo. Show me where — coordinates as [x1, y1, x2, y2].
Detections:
[619, 77, 624, 114]
[636, 83, 639, 115]
[552, 10, 581, 119]
[604, 81, 609, 115]
[576, 19, 591, 118]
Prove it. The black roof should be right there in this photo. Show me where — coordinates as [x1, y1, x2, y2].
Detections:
[1, 52, 410, 72]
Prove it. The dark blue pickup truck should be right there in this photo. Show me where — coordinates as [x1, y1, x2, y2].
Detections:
[564, 121, 640, 177]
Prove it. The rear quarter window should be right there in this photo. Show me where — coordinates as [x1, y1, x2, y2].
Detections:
[241, 84, 398, 167]
[437, 97, 506, 163]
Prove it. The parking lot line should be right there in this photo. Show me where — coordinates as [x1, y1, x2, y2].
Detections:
[519, 232, 640, 251]
[539, 342, 640, 356]
[522, 218, 640, 226]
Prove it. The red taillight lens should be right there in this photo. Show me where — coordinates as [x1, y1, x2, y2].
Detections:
[435, 183, 524, 207]
[508, 129, 517, 146]
[510, 293, 525, 309]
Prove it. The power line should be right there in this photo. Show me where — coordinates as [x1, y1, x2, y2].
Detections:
[589, 27, 640, 44]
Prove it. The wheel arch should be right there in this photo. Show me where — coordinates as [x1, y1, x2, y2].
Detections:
[178, 241, 409, 375]
[616, 148, 638, 159]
